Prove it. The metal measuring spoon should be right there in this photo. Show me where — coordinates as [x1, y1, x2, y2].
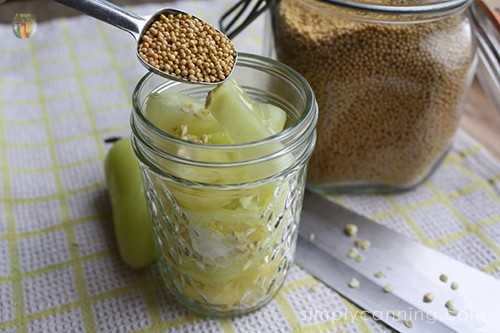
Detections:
[54, 0, 237, 84]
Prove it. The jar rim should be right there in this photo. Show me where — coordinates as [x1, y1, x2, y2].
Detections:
[131, 52, 318, 167]
[303, 0, 472, 15]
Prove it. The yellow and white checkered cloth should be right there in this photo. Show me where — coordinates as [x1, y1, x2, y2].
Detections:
[1, 2, 499, 332]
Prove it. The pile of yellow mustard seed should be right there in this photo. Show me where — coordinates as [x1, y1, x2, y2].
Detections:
[138, 13, 236, 83]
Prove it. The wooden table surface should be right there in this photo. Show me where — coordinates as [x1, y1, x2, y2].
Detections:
[463, 79, 500, 161]
[1, 0, 499, 161]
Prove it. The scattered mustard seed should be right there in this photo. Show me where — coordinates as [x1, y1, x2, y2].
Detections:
[344, 224, 358, 237]
[439, 274, 448, 283]
[354, 238, 371, 250]
[347, 247, 365, 262]
[389, 310, 400, 319]
[373, 271, 384, 278]
[445, 300, 459, 316]
[309, 283, 320, 293]
[423, 292, 434, 303]
[177, 124, 212, 143]
[445, 300, 454, 309]
[451, 281, 459, 290]
[179, 124, 188, 137]
[349, 277, 360, 289]
[383, 284, 393, 294]
[404, 319, 414, 328]
[309, 233, 316, 241]
[138, 13, 236, 83]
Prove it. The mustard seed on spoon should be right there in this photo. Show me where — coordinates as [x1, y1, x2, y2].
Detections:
[54, 0, 237, 84]
[138, 12, 236, 83]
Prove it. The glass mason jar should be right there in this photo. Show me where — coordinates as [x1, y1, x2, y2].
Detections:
[131, 53, 318, 316]
[268, 0, 477, 193]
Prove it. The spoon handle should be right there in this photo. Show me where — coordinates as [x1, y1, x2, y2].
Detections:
[54, 0, 145, 38]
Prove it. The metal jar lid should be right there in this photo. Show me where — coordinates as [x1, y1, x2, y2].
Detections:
[313, 0, 472, 15]
[220, 0, 472, 38]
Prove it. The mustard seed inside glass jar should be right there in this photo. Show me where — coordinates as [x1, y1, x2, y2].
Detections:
[131, 53, 317, 316]
[264, 0, 477, 193]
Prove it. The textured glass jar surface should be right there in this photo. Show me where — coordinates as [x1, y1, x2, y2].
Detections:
[270, 0, 477, 193]
[131, 54, 317, 316]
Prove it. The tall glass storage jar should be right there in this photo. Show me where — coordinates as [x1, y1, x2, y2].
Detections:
[269, 0, 477, 193]
[131, 53, 317, 316]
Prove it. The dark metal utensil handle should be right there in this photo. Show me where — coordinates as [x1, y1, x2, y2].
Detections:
[219, 0, 276, 39]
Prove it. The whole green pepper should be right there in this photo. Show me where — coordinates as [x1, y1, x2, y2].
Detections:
[104, 138, 155, 269]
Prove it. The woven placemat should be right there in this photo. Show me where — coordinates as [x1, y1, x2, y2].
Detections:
[1, 2, 499, 332]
